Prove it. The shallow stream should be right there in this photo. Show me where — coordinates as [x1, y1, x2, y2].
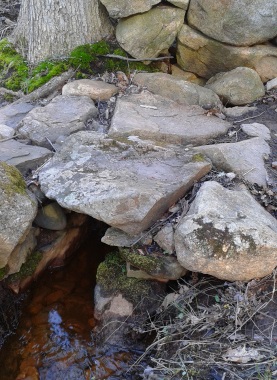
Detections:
[0, 228, 140, 380]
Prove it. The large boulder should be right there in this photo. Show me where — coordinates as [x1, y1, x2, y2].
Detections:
[193, 137, 270, 186]
[0, 162, 37, 269]
[175, 181, 277, 281]
[187, 0, 277, 47]
[205, 67, 265, 106]
[17, 95, 98, 147]
[133, 72, 222, 108]
[116, 6, 185, 59]
[38, 131, 211, 235]
[177, 24, 277, 82]
[99, 0, 160, 18]
[108, 91, 230, 146]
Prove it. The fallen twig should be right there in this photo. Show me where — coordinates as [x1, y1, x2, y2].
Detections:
[0, 134, 19, 143]
[233, 111, 266, 124]
[99, 54, 173, 62]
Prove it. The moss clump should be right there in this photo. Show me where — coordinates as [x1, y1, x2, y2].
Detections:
[7, 251, 43, 282]
[0, 38, 158, 95]
[0, 162, 27, 196]
[69, 41, 157, 75]
[0, 38, 28, 91]
[119, 248, 160, 273]
[0, 266, 8, 281]
[96, 252, 153, 305]
[191, 153, 206, 162]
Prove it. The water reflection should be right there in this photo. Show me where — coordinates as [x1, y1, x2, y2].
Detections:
[0, 227, 138, 380]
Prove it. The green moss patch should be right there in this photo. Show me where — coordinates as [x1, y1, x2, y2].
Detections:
[96, 252, 153, 305]
[119, 248, 160, 273]
[0, 266, 8, 281]
[0, 162, 27, 196]
[7, 251, 43, 283]
[0, 38, 157, 94]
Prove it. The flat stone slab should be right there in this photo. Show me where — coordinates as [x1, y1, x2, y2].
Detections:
[175, 181, 277, 281]
[0, 102, 35, 128]
[0, 140, 52, 173]
[241, 123, 271, 141]
[108, 91, 231, 146]
[38, 131, 211, 235]
[193, 137, 270, 186]
[17, 95, 98, 147]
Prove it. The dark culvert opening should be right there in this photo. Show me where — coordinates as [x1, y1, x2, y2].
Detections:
[0, 217, 147, 380]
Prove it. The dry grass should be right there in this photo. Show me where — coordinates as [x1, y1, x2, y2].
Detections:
[132, 271, 277, 380]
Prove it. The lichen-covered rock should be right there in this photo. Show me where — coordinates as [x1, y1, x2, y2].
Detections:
[116, 6, 185, 59]
[187, 0, 277, 47]
[38, 131, 211, 235]
[177, 24, 277, 82]
[205, 67, 265, 106]
[62, 79, 118, 101]
[175, 181, 277, 281]
[0, 162, 37, 268]
[17, 95, 98, 147]
[100, 0, 160, 18]
[133, 72, 221, 108]
[193, 137, 270, 186]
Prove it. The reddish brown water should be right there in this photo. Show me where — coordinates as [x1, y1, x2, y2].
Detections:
[0, 232, 137, 380]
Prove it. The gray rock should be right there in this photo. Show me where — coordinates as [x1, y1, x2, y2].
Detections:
[177, 24, 277, 82]
[241, 123, 271, 141]
[62, 79, 118, 101]
[205, 67, 265, 106]
[167, 0, 189, 9]
[100, 0, 160, 18]
[102, 227, 152, 247]
[0, 140, 52, 173]
[193, 137, 270, 186]
[34, 202, 67, 230]
[108, 91, 230, 146]
[38, 131, 211, 235]
[0, 162, 37, 268]
[175, 181, 277, 281]
[154, 224, 175, 254]
[116, 6, 185, 59]
[0, 124, 14, 139]
[223, 106, 257, 119]
[187, 0, 277, 46]
[0, 102, 35, 128]
[133, 72, 222, 109]
[17, 95, 98, 147]
[7, 228, 38, 275]
[266, 77, 277, 91]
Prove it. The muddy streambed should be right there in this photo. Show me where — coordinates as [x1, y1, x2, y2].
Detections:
[0, 230, 141, 380]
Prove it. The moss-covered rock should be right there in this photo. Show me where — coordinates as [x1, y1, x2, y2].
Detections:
[7, 251, 43, 283]
[119, 248, 160, 273]
[0, 162, 26, 196]
[96, 252, 156, 305]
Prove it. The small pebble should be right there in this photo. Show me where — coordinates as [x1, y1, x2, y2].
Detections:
[272, 161, 277, 169]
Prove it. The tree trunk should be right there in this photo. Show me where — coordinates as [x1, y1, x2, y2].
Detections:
[10, 0, 113, 63]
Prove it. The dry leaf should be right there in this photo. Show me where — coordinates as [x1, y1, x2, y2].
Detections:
[223, 345, 265, 363]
